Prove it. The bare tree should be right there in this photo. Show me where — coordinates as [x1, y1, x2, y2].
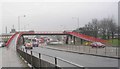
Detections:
[73, 17, 117, 40]
[99, 18, 117, 39]
[90, 19, 99, 38]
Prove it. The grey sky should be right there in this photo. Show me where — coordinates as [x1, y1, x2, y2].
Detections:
[1, 1, 118, 33]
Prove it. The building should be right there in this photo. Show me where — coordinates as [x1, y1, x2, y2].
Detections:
[0, 33, 14, 42]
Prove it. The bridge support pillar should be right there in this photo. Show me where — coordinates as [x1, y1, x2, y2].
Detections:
[73, 36, 75, 45]
[81, 39, 83, 45]
[66, 35, 73, 44]
[22, 36, 25, 45]
[69, 35, 73, 44]
[65, 35, 69, 44]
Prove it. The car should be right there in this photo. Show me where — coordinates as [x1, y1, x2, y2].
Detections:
[90, 42, 105, 48]
[32, 41, 39, 47]
[25, 42, 33, 49]
[85, 42, 92, 46]
[0, 41, 6, 47]
[32, 39, 39, 47]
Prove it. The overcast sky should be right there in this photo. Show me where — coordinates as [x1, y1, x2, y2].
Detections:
[0, 0, 119, 33]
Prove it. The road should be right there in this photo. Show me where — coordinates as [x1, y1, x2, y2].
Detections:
[26, 46, 118, 67]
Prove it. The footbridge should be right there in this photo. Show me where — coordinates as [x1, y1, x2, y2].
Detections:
[1, 31, 118, 69]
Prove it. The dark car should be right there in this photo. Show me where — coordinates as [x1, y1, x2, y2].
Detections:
[32, 39, 39, 47]
[32, 42, 39, 47]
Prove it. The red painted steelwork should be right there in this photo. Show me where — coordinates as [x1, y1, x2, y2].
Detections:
[5, 32, 19, 46]
[16, 31, 107, 46]
[66, 32, 107, 43]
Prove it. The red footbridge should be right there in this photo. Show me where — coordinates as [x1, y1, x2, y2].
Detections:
[2, 31, 118, 69]
[5, 31, 107, 46]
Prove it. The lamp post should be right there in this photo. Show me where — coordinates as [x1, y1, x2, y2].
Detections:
[18, 16, 20, 32]
[18, 15, 26, 32]
[72, 17, 79, 29]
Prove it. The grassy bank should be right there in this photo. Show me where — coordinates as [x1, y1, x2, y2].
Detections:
[108, 39, 120, 46]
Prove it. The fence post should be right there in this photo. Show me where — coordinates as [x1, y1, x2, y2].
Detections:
[25, 49, 27, 61]
[39, 53, 41, 69]
[55, 57, 57, 69]
[79, 46, 81, 53]
[76, 46, 78, 52]
[31, 51, 33, 68]
[116, 47, 118, 56]
[84, 46, 85, 53]
[26, 49, 27, 53]
[89, 46, 90, 54]
[23, 48, 24, 52]
[105, 46, 106, 56]
[66, 46, 68, 50]
[72, 45, 73, 51]
[96, 47, 97, 54]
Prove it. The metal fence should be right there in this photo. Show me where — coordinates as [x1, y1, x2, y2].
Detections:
[17, 48, 85, 69]
[45, 45, 119, 58]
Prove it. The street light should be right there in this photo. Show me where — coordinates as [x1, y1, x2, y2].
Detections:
[18, 15, 26, 32]
[72, 17, 79, 29]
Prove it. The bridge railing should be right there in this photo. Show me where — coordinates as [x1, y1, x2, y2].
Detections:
[17, 48, 85, 69]
[66, 31, 107, 43]
[35, 31, 64, 34]
[5, 32, 19, 46]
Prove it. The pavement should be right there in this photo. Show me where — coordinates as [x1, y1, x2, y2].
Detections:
[2, 34, 28, 67]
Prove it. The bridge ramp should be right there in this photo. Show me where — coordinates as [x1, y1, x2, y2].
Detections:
[67, 32, 107, 43]
[2, 34, 28, 67]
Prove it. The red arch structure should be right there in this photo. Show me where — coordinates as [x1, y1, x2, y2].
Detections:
[5, 32, 19, 46]
[6, 31, 107, 46]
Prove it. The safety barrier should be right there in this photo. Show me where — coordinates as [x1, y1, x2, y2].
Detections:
[16, 32, 24, 45]
[45, 45, 119, 59]
[17, 48, 85, 69]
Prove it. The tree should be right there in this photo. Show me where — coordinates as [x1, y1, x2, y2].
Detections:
[99, 18, 117, 39]
[73, 17, 117, 40]
[81, 19, 99, 37]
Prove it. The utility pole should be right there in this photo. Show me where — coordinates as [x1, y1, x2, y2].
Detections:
[13, 25, 14, 29]
[18, 16, 20, 32]
[18, 15, 26, 32]
[5, 26, 7, 33]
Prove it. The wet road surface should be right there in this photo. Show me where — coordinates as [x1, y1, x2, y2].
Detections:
[27, 46, 118, 67]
